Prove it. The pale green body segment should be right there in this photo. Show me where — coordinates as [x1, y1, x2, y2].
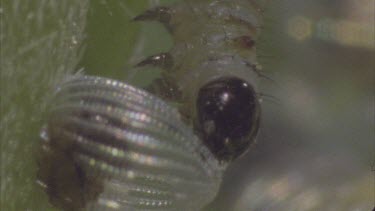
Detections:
[142, 0, 264, 119]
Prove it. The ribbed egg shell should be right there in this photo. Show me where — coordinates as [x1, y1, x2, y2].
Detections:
[37, 75, 224, 211]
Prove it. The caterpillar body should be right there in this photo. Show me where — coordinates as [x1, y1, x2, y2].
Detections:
[37, 0, 264, 210]
[136, 0, 263, 162]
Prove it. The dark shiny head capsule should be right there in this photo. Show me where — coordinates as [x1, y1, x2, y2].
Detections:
[196, 77, 260, 162]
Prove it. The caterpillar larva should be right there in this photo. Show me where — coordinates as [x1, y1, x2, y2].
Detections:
[135, 0, 263, 162]
[37, 0, 265, 210]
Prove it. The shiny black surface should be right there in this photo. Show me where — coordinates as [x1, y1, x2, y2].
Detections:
[196, 77, 260, 162]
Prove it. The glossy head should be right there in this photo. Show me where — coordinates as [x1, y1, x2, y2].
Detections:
[196, 77, 260, 162]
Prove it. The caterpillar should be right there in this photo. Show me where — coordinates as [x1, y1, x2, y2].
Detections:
[37, 0, 265, 210]
[135, 0, 263, 162]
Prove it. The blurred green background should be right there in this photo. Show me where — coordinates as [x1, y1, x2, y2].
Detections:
[1, 0, 374, 210]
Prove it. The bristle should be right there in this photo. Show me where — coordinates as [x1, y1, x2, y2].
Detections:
[135, 53, 173, 69]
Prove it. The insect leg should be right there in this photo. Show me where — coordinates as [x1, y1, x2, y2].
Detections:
[134, 52, 181, 102]
[135, 52, 173, 70]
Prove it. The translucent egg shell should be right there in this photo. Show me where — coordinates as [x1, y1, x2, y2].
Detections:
[37, 75, 224, 211]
